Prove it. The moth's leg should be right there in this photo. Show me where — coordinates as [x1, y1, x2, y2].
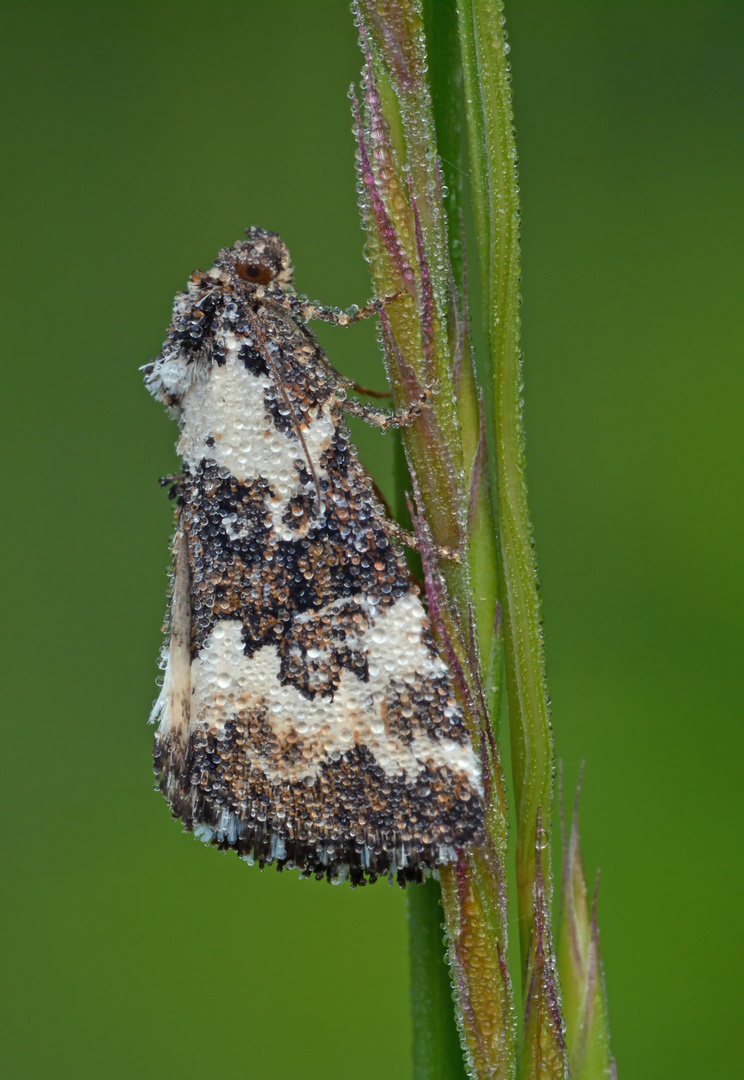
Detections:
[368, 479, 461, 563]
[324, 357, 392, 399]
[279, 291, 402, 327]
[334, 377, 391, 400]
[339, 382, 436, 430]
[386, 518, 462, 563]
[159, 473, 185, 500]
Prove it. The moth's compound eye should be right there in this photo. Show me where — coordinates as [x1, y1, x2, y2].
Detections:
[236, 260, 274, 285]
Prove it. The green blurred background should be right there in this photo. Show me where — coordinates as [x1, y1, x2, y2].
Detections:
[1, 2, 741, 1076]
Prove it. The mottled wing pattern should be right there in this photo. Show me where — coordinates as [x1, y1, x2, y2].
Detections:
[145, 229, 483, 884]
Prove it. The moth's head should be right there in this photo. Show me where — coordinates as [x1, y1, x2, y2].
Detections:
[221, 227, 294, 290]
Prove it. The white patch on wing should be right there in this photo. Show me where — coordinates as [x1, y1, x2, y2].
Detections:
[189, 593, 482, 789]
[151, 529, 192, 745]
[174, 337, 333, 539]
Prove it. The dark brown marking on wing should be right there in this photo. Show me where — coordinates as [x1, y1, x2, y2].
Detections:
[158, 720, 482, 885]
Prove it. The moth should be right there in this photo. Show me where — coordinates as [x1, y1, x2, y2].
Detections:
[144, 227, 483, 885]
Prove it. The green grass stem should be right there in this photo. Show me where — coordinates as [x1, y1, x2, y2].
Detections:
[457, 0, 555, 968]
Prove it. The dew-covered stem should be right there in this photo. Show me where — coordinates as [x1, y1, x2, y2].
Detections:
[457, 0, 554, 967]
[352, 1, 515, 1076]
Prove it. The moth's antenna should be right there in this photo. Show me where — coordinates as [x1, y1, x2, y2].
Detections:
[253, 321, 324, 518]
